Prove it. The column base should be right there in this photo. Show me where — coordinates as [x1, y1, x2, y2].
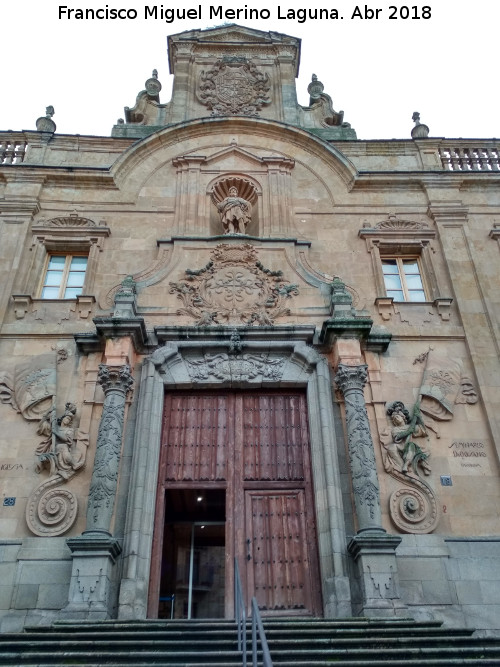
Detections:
[348, 530, 407, 617]
[64, 533, 122, 620]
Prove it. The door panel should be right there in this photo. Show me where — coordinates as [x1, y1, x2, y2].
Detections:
[151, 391, 322, 618]
[242, 393, 306, 481]
[162, 394, 230, 481]
[246, 490, 313, 613]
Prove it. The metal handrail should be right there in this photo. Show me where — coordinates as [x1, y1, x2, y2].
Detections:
[251, 597, 273, 667]
[234, 557, 273, 667]
[234, 558, 247, 667]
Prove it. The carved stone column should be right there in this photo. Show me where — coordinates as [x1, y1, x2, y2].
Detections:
[65, 363, 133, 620]
[86, 363, 134, 535]
[335, 363, 405, 616]
[335, 363, 383, 533]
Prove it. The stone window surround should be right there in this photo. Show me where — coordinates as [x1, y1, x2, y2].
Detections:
[116, 329, 351, 621]
[359, 220, 453, 322]
[11, 219, 110, 320]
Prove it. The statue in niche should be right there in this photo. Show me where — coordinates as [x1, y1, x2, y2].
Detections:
[381, 400, 431, 477]
[217, 186, 252, 234]
[35, 402, 85, 479]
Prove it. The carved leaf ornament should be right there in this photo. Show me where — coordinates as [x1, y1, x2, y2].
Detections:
[169, 244, 299, 326]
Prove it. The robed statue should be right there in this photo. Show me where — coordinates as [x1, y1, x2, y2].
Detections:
[217, 186, 252, 234]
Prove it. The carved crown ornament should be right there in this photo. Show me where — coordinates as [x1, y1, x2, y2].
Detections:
[169, 244, 299, 326]
[197, 58, 271, 117]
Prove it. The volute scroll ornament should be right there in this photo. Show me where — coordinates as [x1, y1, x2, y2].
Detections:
[27, 402, 89, 537]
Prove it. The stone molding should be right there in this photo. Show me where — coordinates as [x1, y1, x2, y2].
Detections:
[118, 333, 350, 619]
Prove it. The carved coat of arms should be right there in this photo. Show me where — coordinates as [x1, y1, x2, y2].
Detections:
[169, 244, 298, 326]
[198, 59, 270, 116]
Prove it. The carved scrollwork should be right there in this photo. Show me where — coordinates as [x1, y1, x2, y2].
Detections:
[26, 402, 88, 537]
[380, 349, 478, 534]
[389, 480, 439, 534]
[26, 477, 78, 537]
[186, 353, 285, 383]
[169, 244, 299, 326]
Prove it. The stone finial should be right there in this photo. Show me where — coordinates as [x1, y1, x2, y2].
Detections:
[36, 106, 56, 133]
[113, 275, 138, 318]
[307, 74, 325, 103]
[145, 69, 162, 98]
[411, 111, 430, 139]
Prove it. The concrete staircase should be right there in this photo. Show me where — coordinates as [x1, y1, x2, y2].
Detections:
[1, 617, 500, 666]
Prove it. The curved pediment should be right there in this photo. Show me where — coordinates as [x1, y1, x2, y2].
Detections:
[111, 117, 358, 194]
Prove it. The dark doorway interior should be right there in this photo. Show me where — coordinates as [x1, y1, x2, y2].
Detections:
[158, 488, 226, 619]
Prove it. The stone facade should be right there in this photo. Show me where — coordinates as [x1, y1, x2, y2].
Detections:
[0, 25, 499, 633]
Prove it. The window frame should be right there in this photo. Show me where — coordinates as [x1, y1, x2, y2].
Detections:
[358, 216, 453, 321]
[381, 255, 428, 303]
[39, 253, 89, 300]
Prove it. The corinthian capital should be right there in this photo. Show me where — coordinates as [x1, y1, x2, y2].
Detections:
[97, 364, 134, 395]
[334, 363, 368, 394]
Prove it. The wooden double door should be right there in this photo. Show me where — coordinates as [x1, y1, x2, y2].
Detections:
[149, 391, 322, 618]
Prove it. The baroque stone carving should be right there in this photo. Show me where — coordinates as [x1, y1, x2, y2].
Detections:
[86, 364, 133, 533]
[371, 215, 429, 232]
[26, 402, 89, 537]
[0, 353, 90, 536]
[198, 58, 270, 117]
[380, 348, 478, 534]
[335, 364, 382, 528]
[216, 186, 252, 234]
[0, 354, 56, 420]
[186, 353, 285, 383]
[34, 213, 97, 228]
[169, 244, 299, 326]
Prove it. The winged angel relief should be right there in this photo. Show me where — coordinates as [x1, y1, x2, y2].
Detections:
[379, 348, 477, 534]
[169, 244, 298, 326]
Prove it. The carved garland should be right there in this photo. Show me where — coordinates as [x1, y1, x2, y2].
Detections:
[169, 244, 299, 326]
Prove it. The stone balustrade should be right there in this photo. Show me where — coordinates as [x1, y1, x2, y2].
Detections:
[0, 133, 27, 164]
[439, 143, 500, 171]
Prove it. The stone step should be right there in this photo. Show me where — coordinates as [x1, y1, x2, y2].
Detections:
[16, 625, 475, 642]
[1, 645, 500, 666]
[1, 617, 498, 667]
[0, 634, 489, 651]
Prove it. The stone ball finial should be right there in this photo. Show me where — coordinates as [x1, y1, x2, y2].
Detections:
[411, 111, 430, 138]
[36, 106, 56, 133]
[145, 70, 162, 98]
[307, 74, 324, 100]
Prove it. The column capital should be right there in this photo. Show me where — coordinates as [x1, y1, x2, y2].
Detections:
[97, 364, 134, 395]
[335, 363, 368, 394]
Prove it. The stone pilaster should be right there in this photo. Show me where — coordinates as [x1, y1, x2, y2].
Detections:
[335, 363, 404, 616]
[65, 363, 133, 619]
